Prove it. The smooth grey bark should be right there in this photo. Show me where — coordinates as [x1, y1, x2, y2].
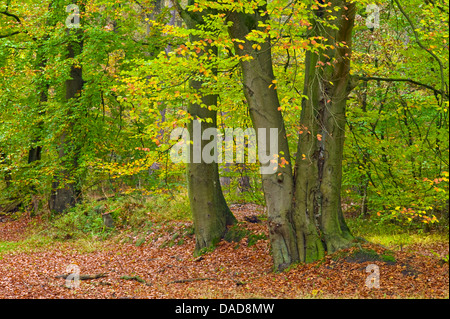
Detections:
[49, 25, 84, 214]
[187, 89, 237, 254]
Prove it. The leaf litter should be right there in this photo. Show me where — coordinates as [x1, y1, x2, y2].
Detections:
[0, 204, 448, 299]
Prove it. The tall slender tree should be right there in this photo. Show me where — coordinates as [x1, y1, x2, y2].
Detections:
[49, 1, 84, 214]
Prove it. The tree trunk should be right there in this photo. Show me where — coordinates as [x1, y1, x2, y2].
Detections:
[49, 20, 84, 214]
[27, 54, 49, 215]
[187, 66, 237, 255]
[227, 0, 356, 270]
[219, 162, 232, 191]
[237, 165, 251, 194]
[28, 60, 47, 166]
[187, 107, 236, 255]
[174, 2, 237, 255]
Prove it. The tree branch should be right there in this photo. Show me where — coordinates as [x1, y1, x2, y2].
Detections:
[167, 277, 218, 284]
[55, 273, 107, 280]
[356, 76, 449, 99]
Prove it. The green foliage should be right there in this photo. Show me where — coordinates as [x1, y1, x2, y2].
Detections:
[0, 0, 182, 209]
[47, 201, 113, 240]
[220, 166, 265, 206]
[36, 188, 190, 242]
[343, 0, 449, 229]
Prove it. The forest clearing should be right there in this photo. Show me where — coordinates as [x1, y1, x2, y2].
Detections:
[0, 0, 449, 302]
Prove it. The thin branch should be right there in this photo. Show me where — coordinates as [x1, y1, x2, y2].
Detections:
[120, 275, 152, 286]
[0, 30, 21, 38]
[167, 277, 246, 285]
[55, 273, 107, 280]
[168, 277, 218, 284]
[356, 76, 449, 99]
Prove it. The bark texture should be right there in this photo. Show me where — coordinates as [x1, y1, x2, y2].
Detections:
[294, 2, 356, 258]
[227, 9, 299, 268]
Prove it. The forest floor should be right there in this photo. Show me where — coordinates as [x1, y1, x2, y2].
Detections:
[0, 204, 448, 299]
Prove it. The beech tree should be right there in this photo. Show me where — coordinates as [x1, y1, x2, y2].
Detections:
[226, 0, 357, 269]
[172, 0, 237, 255]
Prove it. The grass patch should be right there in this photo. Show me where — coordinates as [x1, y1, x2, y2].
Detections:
[0, 241, 22, 255]
[346, 216, 449, 248]
[329, 245, 397, 265]
[345, 248, 396, 264]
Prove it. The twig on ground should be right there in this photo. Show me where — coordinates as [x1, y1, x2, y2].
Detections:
[120, 275, 152, 286]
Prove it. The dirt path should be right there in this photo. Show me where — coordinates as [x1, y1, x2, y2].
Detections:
[0, 205, 448, 299]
